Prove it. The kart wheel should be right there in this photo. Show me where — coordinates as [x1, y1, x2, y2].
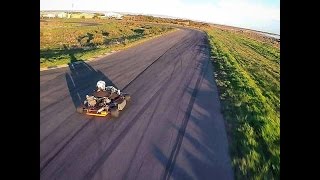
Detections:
[77, 106, 84, 113]
[124, 94, 131, 101]
[110, 108, 120, 118]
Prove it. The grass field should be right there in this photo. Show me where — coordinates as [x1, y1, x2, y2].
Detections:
[40, 18, 174, 68]
[205, 27, 280, 179]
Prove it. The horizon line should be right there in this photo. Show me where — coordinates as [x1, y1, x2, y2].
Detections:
[40, 9, 280, 36]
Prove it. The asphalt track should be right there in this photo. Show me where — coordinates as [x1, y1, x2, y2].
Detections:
[40, 28, 234, 180]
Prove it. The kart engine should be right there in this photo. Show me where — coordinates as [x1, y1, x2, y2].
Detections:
[98, 97, 110, 107]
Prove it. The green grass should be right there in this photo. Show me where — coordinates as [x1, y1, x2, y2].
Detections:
[205, 28, 280, 179]
[40, 18, 175, 68]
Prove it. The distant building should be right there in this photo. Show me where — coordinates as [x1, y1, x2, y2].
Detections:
[104, 12, 123, 19]
[40, 11, 104, 19]
[57, 12, 71, 18]
[42, 13, 55, 18]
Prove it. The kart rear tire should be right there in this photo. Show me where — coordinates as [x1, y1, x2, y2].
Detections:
[110, 108, 119, 118]
[77, 106, 84, 113]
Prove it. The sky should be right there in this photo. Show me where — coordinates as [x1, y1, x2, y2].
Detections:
[40, 0, 280, 35]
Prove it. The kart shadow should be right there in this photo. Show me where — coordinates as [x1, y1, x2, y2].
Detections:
[65, 60, 117, 109]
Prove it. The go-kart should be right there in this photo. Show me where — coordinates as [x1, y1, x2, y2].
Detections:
[76, 91, 131, 118]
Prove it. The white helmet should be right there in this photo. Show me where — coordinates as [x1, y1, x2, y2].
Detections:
[96, 80, 106, 90]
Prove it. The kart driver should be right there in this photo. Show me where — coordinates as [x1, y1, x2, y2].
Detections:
[93, 80, 121, 98]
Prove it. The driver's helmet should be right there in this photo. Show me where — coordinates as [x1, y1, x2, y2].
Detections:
[96, 80, 106, 91]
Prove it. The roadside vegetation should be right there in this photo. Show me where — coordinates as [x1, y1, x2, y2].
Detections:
[123, 15, 210, 28]
[40, 18, 174, 68]
[205, 27, 280, 179]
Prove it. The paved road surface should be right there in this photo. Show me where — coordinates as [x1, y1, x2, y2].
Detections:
[40, 28, 233, 180]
